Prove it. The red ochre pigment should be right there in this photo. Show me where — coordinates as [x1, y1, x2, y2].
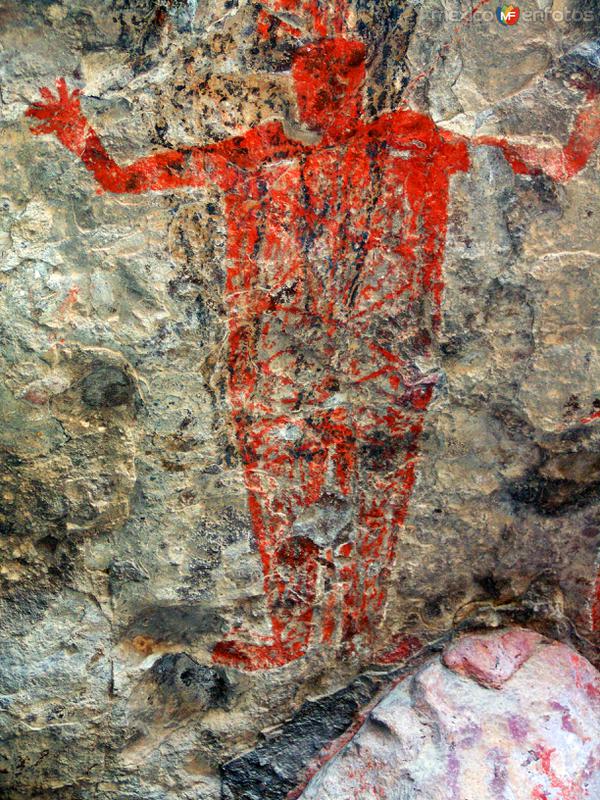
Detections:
[27, 20, 600, 670]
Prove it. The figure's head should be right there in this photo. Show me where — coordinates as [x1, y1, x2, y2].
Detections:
[291, 38, 366, 131]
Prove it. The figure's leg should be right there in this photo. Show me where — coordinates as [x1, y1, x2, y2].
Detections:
[213, 531, 320, 670]
[213, 415, 328, 670]
[338, 389, 433, 652]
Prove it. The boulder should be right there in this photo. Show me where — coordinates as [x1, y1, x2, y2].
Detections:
[299, 628, 600, 800]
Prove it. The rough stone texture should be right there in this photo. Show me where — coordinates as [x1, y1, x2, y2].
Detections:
[0, 1, 599, 799]
[299, 628, 600, 799]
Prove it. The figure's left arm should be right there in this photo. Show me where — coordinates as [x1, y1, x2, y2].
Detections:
[473, 88, 600, 183]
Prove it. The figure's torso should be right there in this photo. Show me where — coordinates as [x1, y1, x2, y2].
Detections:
[218, 110, 469, 412]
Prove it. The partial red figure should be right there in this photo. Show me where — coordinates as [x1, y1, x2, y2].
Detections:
[26, 14, 600, 670]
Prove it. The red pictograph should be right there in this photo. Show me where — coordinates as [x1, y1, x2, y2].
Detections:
[26, 9, 600, 670]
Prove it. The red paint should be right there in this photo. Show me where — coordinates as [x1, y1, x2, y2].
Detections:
[470, 0, 495, 15]
[22, 390, 49, 405]
[581, 409, 600, 424]
[445, 628, 542, 686]
[57, 285, 80, 318]
[286, 670, 412, 800]
[592, 569, 600, 632]
[586, 678, 600, 701]
[26, 26, 600, 671]
[532, 745, 583, 800]
[373, 634, 422, 665]
[475, 87, 600, 183]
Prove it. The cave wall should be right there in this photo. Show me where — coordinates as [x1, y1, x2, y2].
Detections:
[0, 1, 599, 798]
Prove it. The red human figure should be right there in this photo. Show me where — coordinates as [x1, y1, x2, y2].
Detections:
[27, 37, 600, 671]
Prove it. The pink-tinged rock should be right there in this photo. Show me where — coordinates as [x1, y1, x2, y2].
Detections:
[298, 628, 600, 800]
[443, 627, 544, 688]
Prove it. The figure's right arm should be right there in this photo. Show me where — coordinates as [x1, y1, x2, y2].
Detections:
[26, 79, 209, 193]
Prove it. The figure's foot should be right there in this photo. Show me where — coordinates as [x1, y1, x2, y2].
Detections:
[212, 633, 307, 671]
[371, 634, 423, 666]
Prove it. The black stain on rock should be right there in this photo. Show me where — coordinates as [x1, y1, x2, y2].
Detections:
[149, 652, 233, 711]
[440, 335, 466, 357]
[553, 37, 600, 90]
[0, 453, 70, 545]
[356, 0, 418, 117]
[474, 573, 508, 601]
[238, 3, 298, 73]
[508, 177, 563, 255]
[423, 597, 443, 619]
[0, 591, 50, 636]
[31, 481, 69, 523]
[508, 474, 600, 515]
[108, 560, 149, 594]
[566, 1, 600, 35]
[110, 0, 181, 58]
[80, 364, 137, 409]
[125, 603, 225, 644]
[490, 404, 537, 444]
[359, 431, 416, 472]
[507, 448, 600, 515]
[220, 674, 381, 800]
[0, 450, 23, 536]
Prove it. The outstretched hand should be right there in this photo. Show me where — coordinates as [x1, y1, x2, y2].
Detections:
[25, 77, 83, 137]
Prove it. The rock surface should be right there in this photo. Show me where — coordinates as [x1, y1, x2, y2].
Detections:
[0, 1, 599, 799]
[299, 628, 600, 800]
